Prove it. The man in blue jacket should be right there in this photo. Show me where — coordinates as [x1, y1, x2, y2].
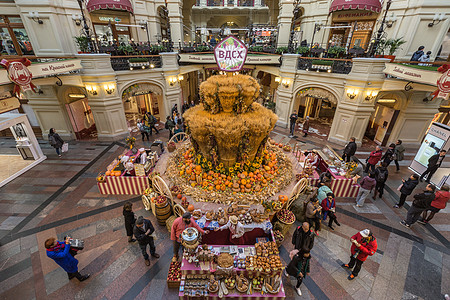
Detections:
[45, 237, 90, 281]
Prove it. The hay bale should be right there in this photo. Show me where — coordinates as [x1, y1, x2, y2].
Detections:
[290, 188, 317, 222]
[166, 215, 177, 232]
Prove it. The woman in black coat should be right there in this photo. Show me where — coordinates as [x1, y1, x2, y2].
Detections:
[123, 202, 136, 242]
[284, 250, 311, 296]
[394, 174, 419, 208]
[48, 128, 64, 157]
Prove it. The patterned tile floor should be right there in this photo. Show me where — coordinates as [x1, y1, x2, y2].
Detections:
[0, 125, 448, 300]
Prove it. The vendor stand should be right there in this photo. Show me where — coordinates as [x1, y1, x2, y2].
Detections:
[96, 140, 161, 195]
[293, 145, 360, 197]
[176, 237, 286, 299]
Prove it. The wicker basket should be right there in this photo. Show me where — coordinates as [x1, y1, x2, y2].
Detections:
[166, 215, 177, 232]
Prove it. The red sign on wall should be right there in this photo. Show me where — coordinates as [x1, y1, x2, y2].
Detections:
[0, 58, 37, 97]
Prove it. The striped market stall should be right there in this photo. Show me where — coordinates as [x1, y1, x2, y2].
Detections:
[97, 175, 149, 195]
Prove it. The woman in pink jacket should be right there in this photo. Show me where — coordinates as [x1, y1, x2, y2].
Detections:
[419, 184, 449, 224]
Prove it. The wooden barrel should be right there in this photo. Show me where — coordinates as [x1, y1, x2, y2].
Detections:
[155, 201, 172, 225]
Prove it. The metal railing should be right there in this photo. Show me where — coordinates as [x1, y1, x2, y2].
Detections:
[110, 55, 162, 71]
[297, 57, 353, 74]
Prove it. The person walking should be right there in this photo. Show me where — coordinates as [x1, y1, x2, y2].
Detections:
[171, 212, 209, 261]
[418, 184, 449, 224]
[302, 116, 310, 137]
[410, 46, 425, 61]
[137, 119, 150, 141]
[48, 128, 65, 158]
[400, 184, 435, 228]
[284, 250, 311, 296]
[393, 139, 405, 172]
[305, 198, 322, 235]
[289, 110, 298, 138]
[123, 202, 136, 243]
[373, 162, 389, 200]
[171, 103, 179, 116]
[381, 143, 396, 166]
[291, 222, 315, 252]
[144, 112, 159, 135]
[365, 146, 382, 173]
[134, 216, 160, 266]
[355, 172, 376, 207]
[45, 237, 90, 281]
[165, 116, 176, 139]
[342, 229, 377, 280]
[394, 174, 419, 208]
[420, 150, 446, 183]
[342, 137, 357, 163]
[321, 192, 341, 230]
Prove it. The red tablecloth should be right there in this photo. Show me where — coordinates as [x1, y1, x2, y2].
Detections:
[202, 228, 268, 245]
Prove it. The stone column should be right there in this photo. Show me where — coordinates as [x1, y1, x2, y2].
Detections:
[78, 54, 128, 141]
[167, 0, 184, 50]
[26, 85, 75, 140]
[274, 54, 299, 127]
[328, 58, 390, 146]
[277, 0, 294, 48]
[148, 15, 161, 43]
[161, 52, 182, 118]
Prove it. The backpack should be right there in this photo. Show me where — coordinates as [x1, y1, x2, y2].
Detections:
[377, 169, 387, 181]
[151, 115, 157, 124]
[48, 134, 56, 146]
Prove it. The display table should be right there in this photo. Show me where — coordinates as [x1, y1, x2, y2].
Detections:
[294, 149, 360, 198]
[97, 148, 158, 195]
[178, 244, 286, 299]
[200, 220, 272, 245]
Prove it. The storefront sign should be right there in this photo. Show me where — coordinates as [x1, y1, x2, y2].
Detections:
[436, 69, 450, 99]
[29, 59, 83, 78]
[214, 36, 248, 72]
[179, 54, 280, 65]
[332, 11, 376, 21]
[0, 59, 82, 86]
[0, 97, 20, 114]
[384, 63, 441, 86]
[99, 17, 121, 22]
[0, 58, 37, 97]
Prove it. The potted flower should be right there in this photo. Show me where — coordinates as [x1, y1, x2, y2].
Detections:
[74, 36, 90, 53]
[296, 46, 310, 56]
[327, 46, 346, 58]
[385, 37, 406, 61]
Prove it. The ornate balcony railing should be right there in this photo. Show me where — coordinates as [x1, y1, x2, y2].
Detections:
[110, 55, 162, 71]
[297, 57, 353, 74]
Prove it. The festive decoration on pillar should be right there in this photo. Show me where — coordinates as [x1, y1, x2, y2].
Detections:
[431, 64, 450, 100]
[0, 58, 37, 97]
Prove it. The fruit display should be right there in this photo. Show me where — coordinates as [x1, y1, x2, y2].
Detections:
[283, 145, 291, 152]
[167, 261, 181, 287]
[153, 195, 167, 205]
[238, 212, 253, 224]
[217, 253, 234, 268]
[265, 274, 281, 293]
[224, 275, 236, 290]
[251, 275, 264, 291]
[236, 273, 250, 293]
[181, 196, 189, 208]
[262, 198, 283, 213]
[273, 230, 284, 246]
[276, 209, 295, 224]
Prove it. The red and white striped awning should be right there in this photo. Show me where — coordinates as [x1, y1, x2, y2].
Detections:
[86, 0, 133, 14]
[329, 0, 382, 14]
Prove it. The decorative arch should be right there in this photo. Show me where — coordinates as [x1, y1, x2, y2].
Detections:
[375, 91, 408, 110]
[118, 79, 165, 98]
[293, 83, 342, 105]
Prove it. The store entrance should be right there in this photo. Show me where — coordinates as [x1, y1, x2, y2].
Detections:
[364, 99, 400, 146]
[65, 98, 97, 140]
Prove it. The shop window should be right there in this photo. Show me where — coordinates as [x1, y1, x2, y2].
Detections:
[0, 15, 34, 56]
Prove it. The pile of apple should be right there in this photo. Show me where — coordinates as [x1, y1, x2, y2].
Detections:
[167, 261, 181, 282]
[251, 276, 264, 290]
[224, 275, 236, 289]
[277, 209, 295, 224]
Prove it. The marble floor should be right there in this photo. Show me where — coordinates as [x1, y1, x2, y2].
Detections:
[0, 126, 448, 300]
[0, 154, 35, 184]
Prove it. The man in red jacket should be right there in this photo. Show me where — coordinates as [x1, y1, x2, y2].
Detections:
[342, 229, 377, 280]
[364, 146, 383, 173]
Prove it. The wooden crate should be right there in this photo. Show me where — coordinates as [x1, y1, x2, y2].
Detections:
[167, 280, 180, 289]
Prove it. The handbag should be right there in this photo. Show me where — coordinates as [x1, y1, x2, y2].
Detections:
[397, 184, 403, 191]
[61, 143, 69, 153]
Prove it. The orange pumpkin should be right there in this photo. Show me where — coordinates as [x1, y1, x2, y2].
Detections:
[177, 194, 182, 199]
[105, 170, 111, 176]
[186, 168, 192, 175]
[208, 186, 213, 191]
[187, 204, 195, 212]
[190, 174, 196, 181]
[195, 165, 202, 172]
[227, 175, 232, 181]
[115, 171, 121, 176]
[245, 183, 252, 189]
[216, 185, 221, 190]
[279, 195, 288, 203]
